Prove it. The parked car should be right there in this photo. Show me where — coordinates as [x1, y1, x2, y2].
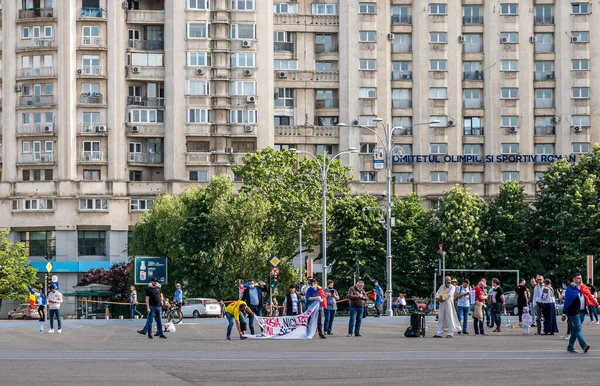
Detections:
[7, 304, 40, 320]
[504, 291, 564, 315]
[181, 298, 221, 318]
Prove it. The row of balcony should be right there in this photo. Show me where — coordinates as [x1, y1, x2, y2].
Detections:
[14, 152, 163, 164]
[273, 14, 339, 26]
[390, 42, 556, 55]
[17, 37, 104, 50]
[17, 8, 164, 22]
[391, 15, 483, 25]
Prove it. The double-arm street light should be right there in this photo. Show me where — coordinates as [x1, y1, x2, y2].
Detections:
[290, 147, 359, 288]
[338, 119, 439, 316]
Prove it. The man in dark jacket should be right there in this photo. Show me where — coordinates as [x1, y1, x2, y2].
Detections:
[347, 280, 367, 337]
[563, 273, 590, 353]
[241, 279, 267, 335]
[282, 286, 302, 316]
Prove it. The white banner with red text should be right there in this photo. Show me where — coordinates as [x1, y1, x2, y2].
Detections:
[244, 302, 320, 339]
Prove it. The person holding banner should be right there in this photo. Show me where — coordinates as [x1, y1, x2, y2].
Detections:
[225, 300, 254, 340]
[241, 279, 267, 335]
[305, 279, 327, 339]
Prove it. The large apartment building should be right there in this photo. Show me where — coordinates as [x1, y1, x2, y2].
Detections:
[0, 0, 597, 314]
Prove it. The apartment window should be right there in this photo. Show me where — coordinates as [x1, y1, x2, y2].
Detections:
[186, 0, 208, 10]
[430, 172, 448, 183]
[315, 61, 336, 71]
[429, 88, 447, 99]
[232, 142, 256, 153]
[535, 144, 555, 157]
[19, 231, 56, 257]
[274, 60, 298, 70]
[80, 199, 108, 211]
[129, 170, 142, 181]
[501, 60, 518, 71]
[501, 143, 519, 154]
[186, 52, 211, 67]
[274, 144, 293, 151]
[186, 109, 213, 123]
[187, 23, 210, 38]
[230, 81, 256, 96]
[398, 145, 413, 156]
[393, 117, 412, 129]
[22, 27, 30, 39]
[359, 31, 376, 42]
[83, 170, 101, 181]
[129, 109, 164, 123]
[230, 53, 255, 68]
[430, 32, 447, 44]
[359, 88, 377, 99]
[360, 172, 377, 183]
[464, 144, 482, 156]
[572, 143, 590, 154]
[501, 116, 519, 127]
[274, 88, 294, 107]
[78, 231, 106, 256]
[360, 143, 377, 154]
[312, 4, 338, 15]
[187, 141, 210, 152]
[185, 80, 210, 96]
[359, 59, 376, 70]
[274, 116, 293, 125]
[393, 173, 413, 183]
[231, 0, 254, 11]
[14, 199, 53, 211]
[45, 141, 53, 153]
[229, 110, 257, 124]
[317, 117, 339, 127]
[463, 117, 482, 135]
[535, 172, 546, 182]
[534, 5, 554, 24]
[500, 4, 518, 15]
[501, 32, 518, 43]
[502, 172, 520, 182]
[572, 3, 590, 14]
[572, 31, 589, 42]
[430, 60, 447, 71]
[430, 143, 448, 155]
[23, 169, 51, 181]
[430, 116, 448, 127]
[358, 116, 376, 127]
[572, 115, 590, 127]
[464, 173, 483, 184]
[82, 82, 100, 95]
[572, 87, 590, 99]
[429, 4, 447, 15]
[231, 24, 255, 39]
[130, 53, 163, 66]
[501, 88, 519, 99]
[273, 3, 297, 14]
[82, 26, 100, 40]
[359, 3, 376, 14]
[572, 59, 589, 70]
[535, 89, 554, 107]
[131, 199, 154, 211]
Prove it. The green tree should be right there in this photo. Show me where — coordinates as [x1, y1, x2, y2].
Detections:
[0, 230, 38, 315]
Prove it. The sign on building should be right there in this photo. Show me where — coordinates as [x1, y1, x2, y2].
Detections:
[373, 147, 385, 170]
[135, 256, 168, 285]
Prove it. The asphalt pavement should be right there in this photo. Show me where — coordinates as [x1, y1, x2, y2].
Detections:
[0, 315, 599, 385]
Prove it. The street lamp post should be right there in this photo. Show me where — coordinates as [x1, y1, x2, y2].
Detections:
[290, 147, 358, 288]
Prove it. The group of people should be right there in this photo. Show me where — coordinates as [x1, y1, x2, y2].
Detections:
[134, 279, 183, 339]
[28, 285, 63, 333]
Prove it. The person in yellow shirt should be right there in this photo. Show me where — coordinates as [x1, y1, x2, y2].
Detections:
[225, 300, 254, 340]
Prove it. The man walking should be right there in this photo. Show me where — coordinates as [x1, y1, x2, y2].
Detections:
[433, 276, 461, 338]
[144, 278, 166, 339]
[47, 285, 63, 333]
[373, 280, 384, 317]
[563, 273, 591, 353]
[455, 279, 471, 335]
[129, 285, 143, 320]
[241, 279, 267, 335]
[515, 278, 529, 325]
[347, 280, 367, 337]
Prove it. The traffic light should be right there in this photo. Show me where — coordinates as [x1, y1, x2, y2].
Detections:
[269, 274, 278, 288]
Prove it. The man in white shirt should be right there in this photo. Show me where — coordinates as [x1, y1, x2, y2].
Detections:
[455, 279, 471, 335]
[47, 285, 63, 333]
[533, 275, 544, 335]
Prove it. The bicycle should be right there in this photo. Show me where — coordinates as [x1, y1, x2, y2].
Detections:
[162, 304, 183, 324]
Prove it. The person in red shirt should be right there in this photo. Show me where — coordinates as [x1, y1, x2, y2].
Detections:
[472, 280, 488, 336]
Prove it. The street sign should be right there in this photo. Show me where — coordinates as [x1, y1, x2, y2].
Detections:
[270, 257, 280, 267]
[271, 267, 280, 276]
[135, 256, 168, 285]
[373, 147, 384, 170]
[45, 262, 52, 273]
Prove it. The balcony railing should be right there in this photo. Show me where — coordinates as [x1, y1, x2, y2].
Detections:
[127, 10, 165, 23]
[18, 39, 54, 49]
[17, 123, 56, 134]
[463, 71, 483, 80]
[392, 99, 412, 109]
[535, 43, 554, 53]
[81, 7, 103, 18]
[392, 71, 412, 80]
[534, 71, 555, 81]
[392, 42, 412, 53]
[464, 127, 484, 136]
[535, 125, 555, 135]
[80, 93, 103, 104]
[315, 43, 338, 54]
[274, 14, 339, 26]
[127, 96, 165, 107]
[81, 37, 103, 46]
[463, 16, 483, 25]
[463, 43, 483, 53]
[19, 95, 55, 106]
[274, 42, 294, 52]
[18, 67, 56, 78]
[127, 39, 165, 50]
[534, 16, 554, 25]
[79, 122, 105, 133]
[535, 99, 555, 108]
[315, 99, 339, 109]
[464, 99, 484, 109]
[18, 153, 55, 163]
[128, 152, 163, 163]
[78, 65, 104, 76]
[391, 15, 412, 24]
[395, 128, 413, 136]
[81, 151, 104, 162]
[275, 125, 339, 137]
[18, 8, 54, 20]
[127, 66, 165, 78]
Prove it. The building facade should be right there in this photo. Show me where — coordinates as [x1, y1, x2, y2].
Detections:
[0, 0, 597, 315]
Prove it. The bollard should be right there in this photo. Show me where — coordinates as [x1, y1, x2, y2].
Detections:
[39, 323, 44, 333]
[105, 307, 110, 320]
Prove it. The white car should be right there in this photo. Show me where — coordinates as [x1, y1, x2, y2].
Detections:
[181, 298, 222, 318]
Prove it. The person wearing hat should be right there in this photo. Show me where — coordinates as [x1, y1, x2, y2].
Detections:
[373, 280, 384, 317]
[138, 278, 166, 339]
[173, 283, 183, 321]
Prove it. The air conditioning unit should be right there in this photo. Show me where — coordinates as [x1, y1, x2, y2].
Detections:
[244, 69, 253, 76]
[44, 125, 53, 132]
[131, 126, 139, 133]
[458, 36, 465, 43]
[501, 37, 509, 43]
[387, 33, 394, 41]
[242, 40, 252, 48]
[76, 69, 82, 75]
[244, 125, 253, 132]
[509, 126, 518, 133]
[133, 96, 142, 103]
[555, 116, 561, 123]
[196, 68, 205, 75]
[132, 67, 140, 73]
[352, 119, 360, 126]
[14, 85, 21, 92]
[225, 147, 234, 154]
[278, 71, 287, 78]
[448, 120, 456, 127]
[246, 96, 256, 103]
[530, 36, 537, 43]
[572, 36, 579, 43]
[546, 73, 555, 80]
[96, 125, 107, 132]
[122, 1, 128, 9]
[572, 125, 582, 132]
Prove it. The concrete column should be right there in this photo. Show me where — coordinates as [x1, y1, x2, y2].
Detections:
[2, 2, 18, 181]
[256, 0, 275, 150]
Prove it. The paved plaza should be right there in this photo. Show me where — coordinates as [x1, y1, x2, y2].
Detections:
[0, 316, 598, 386]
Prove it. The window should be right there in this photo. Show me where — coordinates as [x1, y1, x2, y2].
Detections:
[501, 116, 519, 127]
[430, 87, 447, 99]
[359, 88, 377, 99]
[189, 170, 209, 182]
[572, 59, 589, 70]
[572, 87, 590, 99]
[83, 170, 101, 181]
[229, 110, 257, 124]
[274, 88, 294, 107]
[393, 117, 412, 129]
[82, 82, 100, 94]
[45, 141, 53, 153]
[430, 143, 448, 155]
[430, 172, 448, 183]
[359, 3, 376, 14]
[186, 52, 211, 67]
[501, 143, 519, 154]
[572, 143, 590, 154]
[430, 116, 448, 127]
[315, 61, 336, 71]
[500, 4, 518, 15]
[231, 0, 254, 11]
[359, 116, 377, 127]
[393, 173, 413, 183]
[232, 142, 256, 153]
[186, 109, 213, 123]
[230, 81, 256, 96]
[129, 170, 142, 181]
[501, 60, 518, 71]
[572, 3, 590, 14]
[312, 4, 338, 15]
[13, 199, 53, 211]
[430, 32, 447, 43]
[429, 4, 447, 15]
[502, 171, 520, 182]
[360, 172, 377, 182]
[463, 117, 482, 135]
[572, 31, 589, 42]
[572, 115, 590, 127]
[23, 141, 31, 153]
[273, 3, 297, 14]
[187, 141, 210, 152]
[130, 53, 164, 66]
[464, 144, 482, 156]
[43, 26, 53, 37]
[359, 59, 376, 70]
[22, 27, 30, 39]
[129, 109, 164, 123]
[430, 60, 447, 71]
[535, 144, 555, 157]
[274, 116, 293, 125]
[131, 199, 154, 211]
[274, 60, 298, 70]
[360, 143, 377, 154]
[231, 24, 255, 39]
[398, 144, 413, 155]
[186, 80, 210, 96]
[359, 31, 376, 42]
[535, 172, 546, 182]
[274, 144, 293, 151]
[186, 0, 209, 9]
[187, 23, 210, 38]
[464, 172, 483, 184]
[501, 32, 518, 43]
[19, 231, 56, 257]
[230, 53, 255, 68]
[78, 231, 106, 256]
[501, 88, 519, 99]
[82, 25, 100, 39]
[80, 199, 108, 210]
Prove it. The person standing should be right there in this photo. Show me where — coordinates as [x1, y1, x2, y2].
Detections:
[559, 280, 571, 340]
[541, 279, 558, 335]
[533, 275, 545, 335]
[347, 280, 367, 337]
[472, 280, 487, 336]
[129, 285, 143, 320]
[224, 300, 253, 340]
[324, 280, 339, 335]
[305, 278, 327, 339]
[529, 277, 537, 327]
[173, 283, 183, 320]
[241, 279, 267, 335]
[29, 286, 47, 322]
[563, 273, 591, 353]
[522, 307, 533, 335]
[490, 278, 505, 332]
[455, 279, 471, 335]
[433, 276, 461, 338]
[144, 278, 166, 339]
[282, 286, 302, 316]
[586, 282, 599, 324]
[47, 285, 63, 333]
[515, 278, 529, 325]
[373, 280, 384, 317]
